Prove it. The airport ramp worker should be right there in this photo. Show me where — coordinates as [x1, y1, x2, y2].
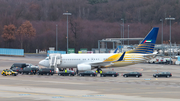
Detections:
[96, 70, 98, 74]
[65, 69, 67, 73]
[100, 70, 102, 76]
[100, 70, 102, 74]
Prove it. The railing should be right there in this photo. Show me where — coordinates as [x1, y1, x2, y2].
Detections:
[47, 50, 66, 56]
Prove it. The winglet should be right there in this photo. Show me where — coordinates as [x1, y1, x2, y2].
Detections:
[117, 52, 126, 61]
[113, 48, 118, 53]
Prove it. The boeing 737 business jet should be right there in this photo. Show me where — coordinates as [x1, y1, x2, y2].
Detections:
[39, 27, 159, 72]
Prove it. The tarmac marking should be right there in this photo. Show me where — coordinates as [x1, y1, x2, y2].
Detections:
[0, 78, 85, 85]
[19, 94, 31, 96]
[0, 90, 126, 101]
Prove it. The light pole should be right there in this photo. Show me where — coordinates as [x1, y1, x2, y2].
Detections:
[160, 19, 164, 56]
[160, 19, 163, 44]
[121, 18, 124, 47]
[56, 24, 58, 51]
[121, 24, 123, 52]
[63, 11, 72, 54]
[165, 17, 175, 64]
[128, 25, 129, 45]
[120, 24, 122, 38]
[121, 24, 123, 38]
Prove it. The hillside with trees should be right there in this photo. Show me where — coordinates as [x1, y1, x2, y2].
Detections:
[0, 0, 180, 52]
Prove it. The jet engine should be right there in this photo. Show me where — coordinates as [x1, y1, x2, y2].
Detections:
[77, 64, 91, 71]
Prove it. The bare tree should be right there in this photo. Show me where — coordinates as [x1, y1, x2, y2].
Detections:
[70, 18, 83, 52]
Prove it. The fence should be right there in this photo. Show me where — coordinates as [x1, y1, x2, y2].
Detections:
[47, 50, 66, 56]
[0, 48, 24, 56]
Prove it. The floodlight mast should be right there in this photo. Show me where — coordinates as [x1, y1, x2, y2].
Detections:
[63, 12, 72, 54]
[165, 17, 175, 64]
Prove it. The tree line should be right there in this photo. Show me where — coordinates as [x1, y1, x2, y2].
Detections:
[0, 0, 180, 52]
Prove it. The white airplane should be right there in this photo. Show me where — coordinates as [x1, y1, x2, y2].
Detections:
[39, 27, 159, 73]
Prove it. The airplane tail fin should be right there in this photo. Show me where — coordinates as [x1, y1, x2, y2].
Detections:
[113, 48, 118, 53]
[127, 27, 159, 54]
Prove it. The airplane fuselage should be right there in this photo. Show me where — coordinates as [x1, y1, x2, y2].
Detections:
[39, 53, 147, 69]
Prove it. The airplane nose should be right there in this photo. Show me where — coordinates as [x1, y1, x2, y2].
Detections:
[39, 60, 44, 66]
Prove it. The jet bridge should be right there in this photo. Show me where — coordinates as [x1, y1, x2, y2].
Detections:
[49, 53, 62, 73]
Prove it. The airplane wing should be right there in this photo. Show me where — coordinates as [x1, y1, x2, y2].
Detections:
[89, 52, 126, 67]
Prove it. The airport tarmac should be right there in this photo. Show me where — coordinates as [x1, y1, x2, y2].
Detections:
[0, 56, 180, 101]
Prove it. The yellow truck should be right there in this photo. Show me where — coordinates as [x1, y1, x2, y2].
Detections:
[1, 69, 18, 76]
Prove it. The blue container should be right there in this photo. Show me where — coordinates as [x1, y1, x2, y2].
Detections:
[178, 56, 180, 61]
[0, 48, 24, 56]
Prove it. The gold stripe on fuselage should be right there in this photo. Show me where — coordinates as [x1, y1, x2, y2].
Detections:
[102, 53, 147, 68]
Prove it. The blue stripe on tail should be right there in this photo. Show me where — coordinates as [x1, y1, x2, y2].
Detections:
[117, 52, 126, 61]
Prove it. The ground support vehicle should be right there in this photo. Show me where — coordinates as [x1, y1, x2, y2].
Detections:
[1, 69, 18, 76]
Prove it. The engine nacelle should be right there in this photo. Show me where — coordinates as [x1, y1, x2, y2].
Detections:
[77, 64, 91, 71]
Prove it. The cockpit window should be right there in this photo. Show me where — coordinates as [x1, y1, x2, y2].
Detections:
[45, 57, 49, 60]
